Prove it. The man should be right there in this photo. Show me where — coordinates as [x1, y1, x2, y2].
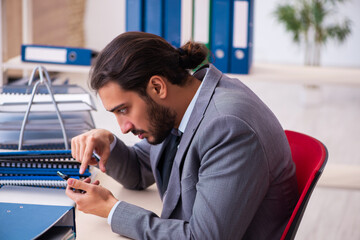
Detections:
[67, 32, 298, 239]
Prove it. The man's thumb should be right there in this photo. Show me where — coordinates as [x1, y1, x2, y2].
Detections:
[67, 178, 87, 190]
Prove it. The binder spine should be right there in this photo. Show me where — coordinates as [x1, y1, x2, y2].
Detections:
[210, 0, 233, 73]
[144, 0, 163, 36]
[193, 0, 211, 49]
[163, 0, 181, 47]
[21, 45, 93, 66]
[126, 0, 144, 31]
[229, 0, 254, 74]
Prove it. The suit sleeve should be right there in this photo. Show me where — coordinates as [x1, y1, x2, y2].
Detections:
[105, 138, 155, 190]
[110, 116, 270, 239]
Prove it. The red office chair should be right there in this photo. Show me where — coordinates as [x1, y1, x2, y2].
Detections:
[280, 130, 328, 240]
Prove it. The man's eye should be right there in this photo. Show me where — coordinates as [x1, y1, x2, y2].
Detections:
[118, 108, 127, 114]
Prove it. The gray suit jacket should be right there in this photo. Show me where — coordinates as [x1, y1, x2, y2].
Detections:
[105, 65, 298, 240]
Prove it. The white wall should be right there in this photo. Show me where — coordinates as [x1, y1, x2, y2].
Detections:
[84, 0, 126, 51]
[84, 0, 360, 68]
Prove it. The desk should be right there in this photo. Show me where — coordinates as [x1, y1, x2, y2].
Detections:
[75, 169, 163, 240]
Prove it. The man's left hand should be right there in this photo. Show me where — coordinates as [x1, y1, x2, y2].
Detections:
[65, 177, 118, 218]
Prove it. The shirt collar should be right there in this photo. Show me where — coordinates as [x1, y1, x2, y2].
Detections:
[177, 68, 208, 134]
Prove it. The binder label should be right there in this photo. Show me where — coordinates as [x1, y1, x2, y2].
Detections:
[233, 1, 248, 48]
[25, 47, 67, 63]
[193, 0, 210, 43]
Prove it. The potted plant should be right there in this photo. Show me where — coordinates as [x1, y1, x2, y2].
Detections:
[274, 0, 352, 66]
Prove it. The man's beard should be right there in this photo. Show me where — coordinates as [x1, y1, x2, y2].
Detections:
[142, 95, 177, 145]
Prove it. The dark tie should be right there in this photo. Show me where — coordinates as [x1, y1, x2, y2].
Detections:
[158, 132, 181, 195]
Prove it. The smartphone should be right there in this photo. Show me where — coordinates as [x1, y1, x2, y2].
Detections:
[57, 171, 70, 180]
[57, 171, 86, 193]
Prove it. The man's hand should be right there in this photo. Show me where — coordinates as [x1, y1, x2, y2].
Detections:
[66, 178, 118, 218]
[71, 129, 114, 174]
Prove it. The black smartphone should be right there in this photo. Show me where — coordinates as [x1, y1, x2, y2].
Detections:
[57, 171, 70, 180]
[57, 171, 86, 194]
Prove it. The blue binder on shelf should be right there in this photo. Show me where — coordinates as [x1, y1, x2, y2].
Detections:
[144, 0, 163, 36]
[126, 0, 144, 31]
[21, 45, 95, 66]
[229, 0, 254, 74]
[210, 0, 233, 73]
[163, 0, 181, 47]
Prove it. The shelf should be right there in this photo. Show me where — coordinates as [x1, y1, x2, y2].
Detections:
[2, 56, 91, 74]
[231, 62, 360, 87]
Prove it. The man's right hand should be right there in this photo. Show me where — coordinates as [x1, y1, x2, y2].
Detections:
[71, 129, 114, 174]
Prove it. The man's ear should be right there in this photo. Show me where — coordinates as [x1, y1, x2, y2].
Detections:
[147, 75, 167, 100]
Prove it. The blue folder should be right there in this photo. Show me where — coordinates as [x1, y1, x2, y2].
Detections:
[21, 45, 95, 66]
[229, 0, 254, 74]
[144, 0, 163, 36]
[0, 202, 75, 239]
[163, 0, 181, 47]
[126, 0, 144, 31]
[210, 0, 234, 73]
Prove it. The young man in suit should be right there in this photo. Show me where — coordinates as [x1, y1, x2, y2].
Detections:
[67, 32, 298, 239]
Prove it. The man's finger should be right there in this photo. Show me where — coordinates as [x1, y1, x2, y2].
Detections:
[83, 177, 92, 184]
[79, 141, 95, 174]
[92, 180, 100, 185]
[79, 136, 86, 164]
[67, 178, 90, 191]
[98, 147, 110, 173]
[71, 138, 76, 160]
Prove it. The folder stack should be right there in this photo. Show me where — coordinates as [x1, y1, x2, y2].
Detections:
[0, 150, 91, 188]
[0, 66, 94, 186]
[207, 0, 254, 74]
[125, 0, 254, 74]
[126, 0, 182, 47]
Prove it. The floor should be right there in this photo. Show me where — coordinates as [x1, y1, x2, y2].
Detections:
[69, 67, 360, 239]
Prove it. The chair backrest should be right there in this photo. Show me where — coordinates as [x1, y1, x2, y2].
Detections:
[280, 130, 328, 240]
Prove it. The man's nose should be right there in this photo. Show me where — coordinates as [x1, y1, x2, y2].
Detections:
[118, 118, 133, 134]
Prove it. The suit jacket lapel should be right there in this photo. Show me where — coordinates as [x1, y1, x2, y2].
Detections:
[161, 65, 222, 219]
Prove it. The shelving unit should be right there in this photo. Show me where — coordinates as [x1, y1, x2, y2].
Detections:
[1, 1, 358, 88]
[0, 0, 90, 86]
[2, 56, 90, 81]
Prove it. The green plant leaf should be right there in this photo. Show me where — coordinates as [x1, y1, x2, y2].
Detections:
[274, 4, 302, 42]
[326, 19, 352, 43]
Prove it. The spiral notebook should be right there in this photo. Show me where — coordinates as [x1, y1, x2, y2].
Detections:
[0, 150, 92, 188]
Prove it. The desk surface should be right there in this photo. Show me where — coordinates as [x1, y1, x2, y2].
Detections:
[75, 169, 163, 240]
